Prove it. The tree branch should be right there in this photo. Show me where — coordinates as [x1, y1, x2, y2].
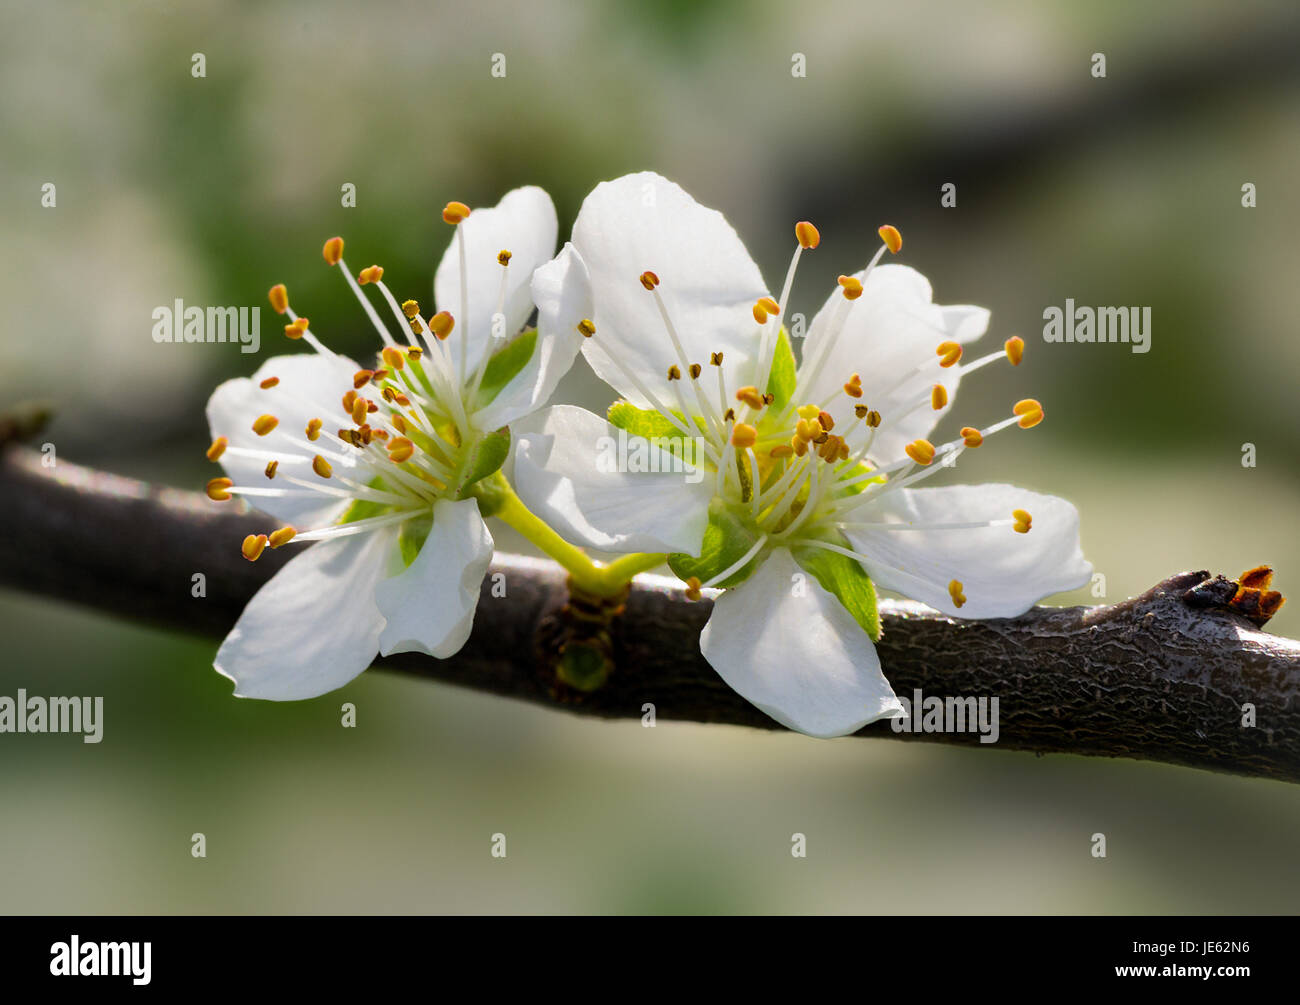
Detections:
[1, 444, 1296, 782]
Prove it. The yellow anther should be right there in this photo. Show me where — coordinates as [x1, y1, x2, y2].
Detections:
[758, 296, 780, 316]
[667, 365, 681, 381]
[268, 284, 288, 314]
[407, 346, 423, 360]
[353, 369, 375, 389]
[312, 454, 333, 479]
[795, 220, 820, 250]
[283, 318, 308, 340]
[259, 376, 279, 390]
[1005, 336, 1025, 366]
[931, 384, 948, 410]
[497, 249, 512, 266]
[358, 265, 384, 285]
[960, 426, 984, 448]
[878, 224, 902, 254]
[322, 236, 344, 266]
[351, 396, 369, 424]
[640, 270, 660, 291]
[401, 299, 420, 319]
[442, 201, 471, 224]
[817, 410, 835, 432]
[391, 414, 408, 434]
[685, 576, 703, 602]
[752, 302, 768, 325]
[936, 340, 962, 368]
[688, 363, 702, 380]
[1013, 398, 1044, 429]
[268, 526, 296, 548]
[731, 423, 758, 449]
[205, 477, 233, 501]
[1012, 508, 1033, 534]
[710, 352, 724, 366]
[241, 534, 268, 562]
[304, 418, 322, 441]
[770, 443, 794, 458]
[867, 408, 882, 427]
[795, 418, 820, 441]
[723, 407, 735, 422]
[341, 389, 357, 413]
[577, 318, 596, 338]
[736, 385, 765, 410]
[838, 275, 863, 300]
[206, 436, 228, 462]
[429, 311, 455, 340]
[264, 460, 278, 479]
[388, 437, 415, 464]
[796, 403, 820, 420]
[252, 414, 279, 436]
[905, 439, 935, 465]
[382, 346, 406, 371]
[372, 368, 390, 383]
[792, 436, 808, 457]
[843, 374, 863, 398]
[948, 578, 967, 609]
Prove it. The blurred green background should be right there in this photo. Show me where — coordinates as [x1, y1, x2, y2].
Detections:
[2, 0, 1298, 913]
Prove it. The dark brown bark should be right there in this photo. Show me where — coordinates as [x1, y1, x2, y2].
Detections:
[1, 445, 1296, 782]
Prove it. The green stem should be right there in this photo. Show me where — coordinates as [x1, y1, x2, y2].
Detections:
[491, 483, 667, 597]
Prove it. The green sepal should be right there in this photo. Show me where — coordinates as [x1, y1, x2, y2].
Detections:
[474, 329, 537, 408]
[398, 512, 432, 567]
[765, 327, 797, 412]
[468, 469, 510, 519]
[793, 541, 882, 641]
[455, 427, 511, 496]
[668, 498, 763, 589]
[606, 401, 706, 464]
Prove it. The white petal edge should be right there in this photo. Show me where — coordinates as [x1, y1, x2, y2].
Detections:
[513, 404, 713, 555]
[842, 482, 1092, 619]
[375, 498, 494, 658]
[434, 185, 558, 381]
[214, 527, 398, 700]
[472, 242, 588, 430]
[573, 171, 769, 413]
[700, 547, 902, 738]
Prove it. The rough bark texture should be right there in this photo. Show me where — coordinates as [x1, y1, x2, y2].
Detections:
[1, 445, 1297, 782]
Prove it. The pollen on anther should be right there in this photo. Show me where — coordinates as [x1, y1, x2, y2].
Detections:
[795, 221, 820, 250]
[736, 385, 765, 410]
[259, 376, 280, 390]
[770, 444, 794, 458]
[268, 284, 288, 315]
[960, 426, 984, 448]
[241, 534, 268, 562]
[710, 352, 724, 366]
[206, 477, 233, 501]
[905, 439, 935, 465]
[304, 418, 322, 441]
[640, 271, 660, 291]
[728, 424, 757, 448]
[252, 414, 279, 436]
[844, 374, 863, 398]
[577, 318, 596, 338]
[878, 225, 903, 254]
[936, 340, 962, 368]
[667, 365, 681, 380]
[323, 237, 344, 266]
[353, 369, 375, 389]
[312, 455, 333, 479]
[401, 299, 421, 319]
[948, 579, 967, 609]
[442, 201, 471, 224]
[388, 437, 415, 464]
[358, 265, 384, 285]
[838, 275, 863, 300]
[497, 249, 512, 266]
[429, 311, 455, 340]
[382, 346, 406, 371]
[685, 576, 703, 602]
[1005, 336, 1025, 366]
[206, 436, 228, 462]
[1012, 508, 1033, 534]
[931, 384, 948, 410]
[264, 460, 278, 479]
[269, 526, 296, 549]
[689, 363, 702, 379]
[1013, 398, 1044, 428]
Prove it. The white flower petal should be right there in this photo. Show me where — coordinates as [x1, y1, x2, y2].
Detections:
[513, 404, 713, 555]
[800, 264, 988, 464]
[205, 352, 361, 527]
[842, 482, 1092, 619]
[376, 498, 493, 658]
[434, 185, 558, 381]
[700, 547, 902, 738]
[471, 242, 587, 430]
[572, 171, 768, 413]
[214, 527, 399, 700]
